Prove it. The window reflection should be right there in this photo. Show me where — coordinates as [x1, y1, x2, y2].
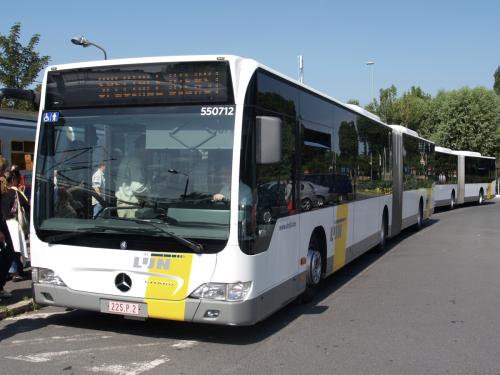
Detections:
[402, 134, 434, 190]
[239, 70, 394, 254]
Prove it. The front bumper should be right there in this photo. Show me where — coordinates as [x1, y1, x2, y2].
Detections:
[33, 283, 263, 326]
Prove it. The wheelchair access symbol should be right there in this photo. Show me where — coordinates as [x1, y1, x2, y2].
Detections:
[43, 112, 59, 123]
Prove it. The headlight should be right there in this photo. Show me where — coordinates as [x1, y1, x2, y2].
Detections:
[32, 267, 66, 286]
[190, 281, 252, 302]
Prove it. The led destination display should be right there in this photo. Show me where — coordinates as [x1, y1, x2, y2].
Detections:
[45, 61, 233, 109]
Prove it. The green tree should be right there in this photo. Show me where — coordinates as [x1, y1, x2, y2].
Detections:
[365, 85, 399, 124]
[496, 125, 500, 160]
[398, 86, 433, 135]
[0, 22, 49, 110]
[494, 66, 500, 95]
[432, 87, 499, 156]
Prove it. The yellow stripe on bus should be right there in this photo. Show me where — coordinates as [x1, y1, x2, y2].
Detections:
[333, 204, 349, 272]
[145, 253, 193, 321]
[487, 182, 493, 200]
[425, 187, 433, 218]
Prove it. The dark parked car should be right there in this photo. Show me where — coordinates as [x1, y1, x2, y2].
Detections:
[303, 173, 353, 203]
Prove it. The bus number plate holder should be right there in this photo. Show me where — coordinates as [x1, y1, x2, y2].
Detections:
[100, 299, 147, 317]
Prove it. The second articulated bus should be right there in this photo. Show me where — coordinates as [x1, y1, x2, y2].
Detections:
[5, 56, 442, 325]
[433, 148, 496, 209]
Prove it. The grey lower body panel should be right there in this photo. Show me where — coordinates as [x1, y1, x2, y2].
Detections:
[194, 273, 304, 326]
[325, 232, 380, 275]
[33, 274, 306, 326]
[464, 195, 478, 203]
[402, 214, 419, 230]
[33, 283, 199, 319]
[434, 198, 451, 208]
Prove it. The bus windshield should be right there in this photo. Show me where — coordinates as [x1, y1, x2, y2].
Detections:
[34, 105, 235, 252]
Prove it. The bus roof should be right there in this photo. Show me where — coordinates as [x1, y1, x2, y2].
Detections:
[388, 124, 434, 144]
[435, 146, 456, 154]
[454, 150, 495, 159]
[45, 55, 393, 131]
[345, 104, 381, 122]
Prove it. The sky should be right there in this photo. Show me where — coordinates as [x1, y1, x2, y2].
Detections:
[1, 0, 499, 106]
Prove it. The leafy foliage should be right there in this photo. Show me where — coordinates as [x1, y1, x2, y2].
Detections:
[428, 88, 499, 156]
[366, 84, 499, 158]
[494, 66, 500, 96]
[0, 22, 49, 110]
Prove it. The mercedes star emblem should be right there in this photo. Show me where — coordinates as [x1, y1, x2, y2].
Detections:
[120, 241, 127, 250]
[115, 273, 132, 292]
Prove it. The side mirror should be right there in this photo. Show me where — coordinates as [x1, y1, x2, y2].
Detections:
[256, 116, 282, 164]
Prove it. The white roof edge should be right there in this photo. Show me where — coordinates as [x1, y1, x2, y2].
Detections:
[388, 124, 419, 137]
[46, 54, 246, 71]
[454, 150, 482, 156]
[435, 146, 455, 154]
[456, 151, 495, 159]
[344, 104, 381, 122]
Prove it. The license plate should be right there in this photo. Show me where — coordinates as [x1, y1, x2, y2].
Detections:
[107, 300, 140, 316]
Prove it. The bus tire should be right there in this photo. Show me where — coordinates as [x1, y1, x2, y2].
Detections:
[301, 238, 323, 303]
[374, 210, 388, 253]
[416, 199, 424, 230]
[450, 191, 456, 210]
[478, 189, 484, 205]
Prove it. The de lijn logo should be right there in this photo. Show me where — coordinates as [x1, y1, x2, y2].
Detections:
[133, 256, 171, 271]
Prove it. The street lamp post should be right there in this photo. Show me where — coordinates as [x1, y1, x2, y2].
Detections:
[71, 36, 108, 60]
[366, 61, 375, 103]
[298, 55, 304, 83]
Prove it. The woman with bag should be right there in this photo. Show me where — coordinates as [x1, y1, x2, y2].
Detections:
[1, 168, 30, 282]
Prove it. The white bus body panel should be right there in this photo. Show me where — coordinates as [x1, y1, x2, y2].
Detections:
[464, 182, 496, 202]
[401, 188, 432, 229]
[353, 195, 392, 249]
[30, 237, 216, 300]
[433, 184, 458, 208]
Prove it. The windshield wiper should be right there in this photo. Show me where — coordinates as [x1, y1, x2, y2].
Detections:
[106, 217, 204, 253]
[43, 227, 106, 244]
[141, 219, 204, 253]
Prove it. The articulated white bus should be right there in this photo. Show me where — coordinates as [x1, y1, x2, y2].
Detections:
[433, 148, 496, 209]
[433, 146, 459, 209]
[4, 56, 439, 325]
[389, 125, 434, 234]
[455, 151, 496, 205]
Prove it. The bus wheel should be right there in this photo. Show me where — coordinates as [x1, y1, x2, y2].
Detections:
[416, 200, 424, 230]
[478, 189, 484, 205]
[375, 212, 388, 253]
[302, 240, 322, 302]
[450, 191, 456, 210]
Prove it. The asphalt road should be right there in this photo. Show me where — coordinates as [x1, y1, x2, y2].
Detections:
[1, 198, 499, 375]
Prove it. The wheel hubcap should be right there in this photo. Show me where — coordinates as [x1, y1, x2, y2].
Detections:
[307, 249, 322, 286]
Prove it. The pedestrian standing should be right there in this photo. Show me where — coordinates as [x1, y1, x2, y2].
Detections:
[2, 167, 30, 281]
[0, 156, 14, 299]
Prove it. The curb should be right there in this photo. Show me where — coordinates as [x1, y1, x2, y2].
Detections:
[0, 298, 38, 320]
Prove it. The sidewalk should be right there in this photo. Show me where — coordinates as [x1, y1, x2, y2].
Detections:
[0, 270, 36, 319]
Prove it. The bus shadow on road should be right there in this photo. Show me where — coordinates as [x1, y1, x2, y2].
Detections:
[0, 219, 441, 345]
[434, 199, 496, 213]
